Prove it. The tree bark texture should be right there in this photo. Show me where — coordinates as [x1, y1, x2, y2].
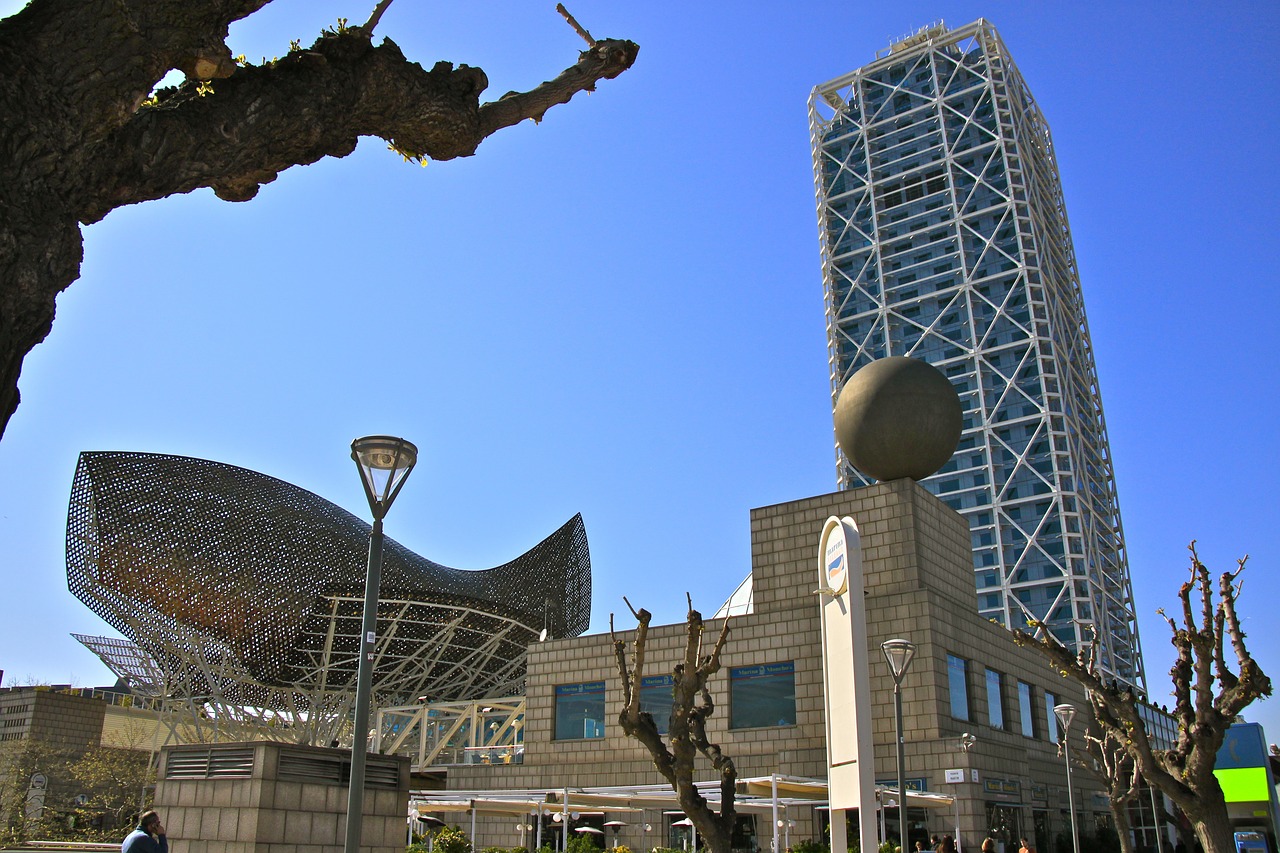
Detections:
[0, 1, 637, 439]
[612, 598, 737, 853]
[1013, 544, 1271, 853]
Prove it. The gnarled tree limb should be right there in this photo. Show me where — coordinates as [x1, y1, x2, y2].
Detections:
[0, 0, 637, 440]
[1013, 543, 1271, 853]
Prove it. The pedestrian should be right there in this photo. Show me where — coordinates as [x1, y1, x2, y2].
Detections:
[940, 837, 957, 853]
[1019, 838, 1036, 853]
[982, 839, 997, 853]
[917, 842, 930, 853]
[122, 809, 168, 853]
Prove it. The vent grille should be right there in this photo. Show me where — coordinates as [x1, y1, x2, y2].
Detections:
[277, 748, 400, 790]
[165, 746, 255, 779]
[278, 751, 343, 784]
[364, 759, 400, 790]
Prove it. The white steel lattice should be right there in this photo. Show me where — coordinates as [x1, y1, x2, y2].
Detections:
[808, 19, 1143, 688]
[66, 451, 592, 745]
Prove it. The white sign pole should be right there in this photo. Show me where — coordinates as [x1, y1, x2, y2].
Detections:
[818, 516, 877, 853]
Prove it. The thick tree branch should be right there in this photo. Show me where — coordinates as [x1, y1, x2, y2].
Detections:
[478, 38, 637, 136]
[80, 27, 636, 222]
[613, 606, 675, 785]
[361, 0, 396, 35]
[0, 0, 637, 441]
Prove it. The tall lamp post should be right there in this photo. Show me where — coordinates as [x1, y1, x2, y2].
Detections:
[882, 639, 917, 851]
[345, 436, 418, 853]
[956, 732, 976, 852]
[1053, 703, 1081, 853]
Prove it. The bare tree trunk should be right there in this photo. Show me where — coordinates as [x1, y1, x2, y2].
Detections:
[1186, 801, 1234, 853]
[1112, 798, 1135, 853]
[612, 599, 737, 853]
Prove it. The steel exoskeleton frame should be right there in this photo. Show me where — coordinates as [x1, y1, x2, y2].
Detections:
[808, 20, 1143, 688]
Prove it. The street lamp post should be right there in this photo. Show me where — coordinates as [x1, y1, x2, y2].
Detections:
[345, 436, 418, 853]
[957, 733, 976, 852]
[882, 639, 917, 852]
[1053, 703, 1081, 853]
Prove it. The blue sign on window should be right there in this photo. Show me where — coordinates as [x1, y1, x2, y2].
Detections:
[730, 661, 796, 728]
[640, 675, 675, 734]
[555, 681, 605, 740]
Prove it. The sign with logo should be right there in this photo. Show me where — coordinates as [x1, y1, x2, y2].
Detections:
[819, 519, 851, 595]
[555, 682, 604, 697]
[816, 515, 875, 853]
[24, 773, 46, 823]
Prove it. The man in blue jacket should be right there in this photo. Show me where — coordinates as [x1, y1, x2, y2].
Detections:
[122, 809, 167, 853]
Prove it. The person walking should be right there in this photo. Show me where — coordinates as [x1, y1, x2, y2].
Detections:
[122, 810, 168, 853]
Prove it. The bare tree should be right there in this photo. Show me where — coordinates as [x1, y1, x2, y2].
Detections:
[1014, 543, 1272, 853]
[611, 596, 737, 853]
[1079, 721, 1140, 853]
[0, 1, 637, 439]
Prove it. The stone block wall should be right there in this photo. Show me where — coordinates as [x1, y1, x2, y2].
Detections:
[156, 741, 409, 853]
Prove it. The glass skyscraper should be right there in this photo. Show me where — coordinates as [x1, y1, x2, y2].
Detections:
[808, 20, 1143, 687]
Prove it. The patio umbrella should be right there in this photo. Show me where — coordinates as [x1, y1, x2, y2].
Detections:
[576, 827, 606, 835]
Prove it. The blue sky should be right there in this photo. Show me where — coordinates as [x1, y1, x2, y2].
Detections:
[2, 0, 1278, 740]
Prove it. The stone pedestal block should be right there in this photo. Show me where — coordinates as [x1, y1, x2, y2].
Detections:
[155, 741, 409, 853]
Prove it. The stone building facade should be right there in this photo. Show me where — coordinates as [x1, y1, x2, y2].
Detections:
[445, 480, 1105, 853]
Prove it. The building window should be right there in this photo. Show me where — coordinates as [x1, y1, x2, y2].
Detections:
[948, 655, 970, 721]
[639, 674, 675, 734]
[1044, 690, 1059, 742]
[555, 681, 605, 740]
[730, 662, 796, 728]
[1018, 681, 1036, 737]
[985, 668, 1005, 729]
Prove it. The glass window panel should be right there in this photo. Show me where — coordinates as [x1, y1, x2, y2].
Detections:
[948, 655, 970, 721]
[986, 668, 1004, 728]
[639, 674, 675, 735]
[1044, 690, 1059, 742]
[1018, 681, 1035, 737]
[730, 662, 796, 729]
[555, 681, 605, 740]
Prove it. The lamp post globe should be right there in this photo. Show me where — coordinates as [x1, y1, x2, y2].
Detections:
[344, 436, 418, 853]
[1053, 703, 1081, 853]
[351, 435, 418, 519]
[881, 639, 916, 850]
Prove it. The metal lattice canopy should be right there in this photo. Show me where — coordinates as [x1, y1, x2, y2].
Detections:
[66, 451, 591, 742]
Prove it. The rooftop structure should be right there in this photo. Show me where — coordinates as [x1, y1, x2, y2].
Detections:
[808, 19, 1143, 687]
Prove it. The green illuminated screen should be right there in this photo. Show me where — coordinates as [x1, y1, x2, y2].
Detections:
[1214, 767, 1270, 802]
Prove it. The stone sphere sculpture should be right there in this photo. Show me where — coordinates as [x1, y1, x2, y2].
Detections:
[834, 356, 963, 482]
